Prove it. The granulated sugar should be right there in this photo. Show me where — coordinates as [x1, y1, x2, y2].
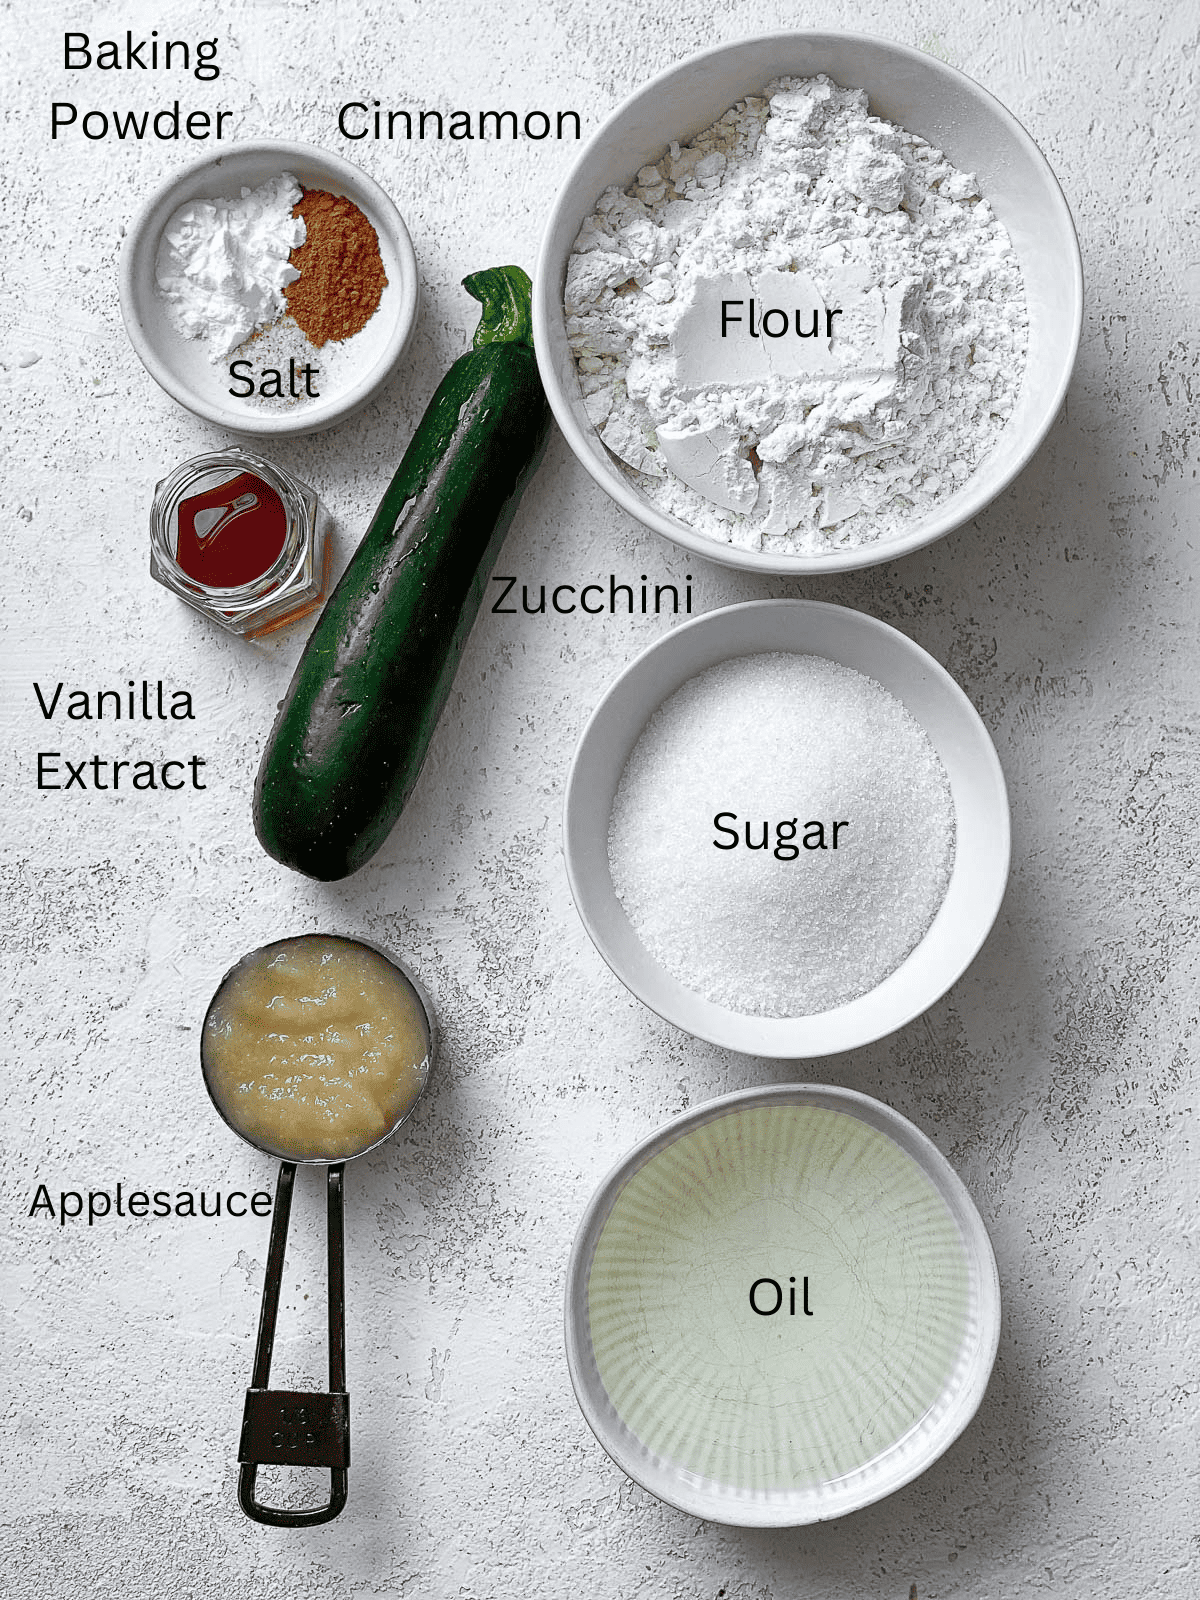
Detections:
[607, 652, 956, 1017]
[566, 76, 1027, 556]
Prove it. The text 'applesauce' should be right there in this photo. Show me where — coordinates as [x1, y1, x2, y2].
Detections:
[202, 935, 430, 1161]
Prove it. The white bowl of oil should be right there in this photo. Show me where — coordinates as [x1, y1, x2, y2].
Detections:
[566, 1083, 1001, 1525]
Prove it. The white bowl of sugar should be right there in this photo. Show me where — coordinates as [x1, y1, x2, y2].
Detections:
[534, 32, 1083, 572]
[563, 599, 1009, 1057]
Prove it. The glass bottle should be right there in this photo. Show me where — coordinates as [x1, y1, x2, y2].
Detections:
[150, 450, 329, 637]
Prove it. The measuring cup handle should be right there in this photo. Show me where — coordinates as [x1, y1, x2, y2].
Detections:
[236, 1162, 350, 1527]
[238, 1409, 348, 1527]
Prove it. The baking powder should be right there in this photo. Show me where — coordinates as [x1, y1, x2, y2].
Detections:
[155, 173, 306, 361]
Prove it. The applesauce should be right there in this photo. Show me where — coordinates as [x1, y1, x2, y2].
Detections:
[202, 935, 431, 1161]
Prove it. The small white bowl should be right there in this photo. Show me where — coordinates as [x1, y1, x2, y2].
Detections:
[566, 1084, 1001, 1526]
[534, 32, 1083, 573]
[120, 140, 419, 437]
[563, 599, 1009, 1057]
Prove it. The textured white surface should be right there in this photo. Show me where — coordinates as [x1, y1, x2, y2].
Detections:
[1, 2, 1196, 1596]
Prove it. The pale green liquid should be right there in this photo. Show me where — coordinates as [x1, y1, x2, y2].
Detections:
[587, 1106, 972, 1492]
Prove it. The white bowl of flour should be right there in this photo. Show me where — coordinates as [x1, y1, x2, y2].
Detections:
[535, 33, 1082, 571]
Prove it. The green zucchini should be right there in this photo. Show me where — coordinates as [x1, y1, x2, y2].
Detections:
[253, 265, 552, 881]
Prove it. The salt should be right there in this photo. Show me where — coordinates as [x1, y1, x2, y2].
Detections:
[607, 653, 956, 1017]
[231, 314, 367, 412]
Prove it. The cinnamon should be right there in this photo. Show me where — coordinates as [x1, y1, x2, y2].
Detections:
[284, 188, 387, 347]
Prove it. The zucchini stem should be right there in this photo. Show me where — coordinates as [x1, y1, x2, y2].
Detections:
[464, 265, 535, 350]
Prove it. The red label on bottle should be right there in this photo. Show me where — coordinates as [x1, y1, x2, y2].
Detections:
[176, 471, 287, 589]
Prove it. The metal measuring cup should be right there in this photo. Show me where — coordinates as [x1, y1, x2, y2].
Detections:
[201, 934, 435, 1528]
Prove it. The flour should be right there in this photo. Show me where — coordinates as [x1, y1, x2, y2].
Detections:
[566, 78, 1028, 555]
[155, 174, 306, 361]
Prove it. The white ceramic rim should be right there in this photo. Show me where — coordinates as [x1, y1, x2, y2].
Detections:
[563, 599, 1010, 1057]
[119, 139, 419, 438]
[534, 30, 1084, 574]
[565, 1083, 1002, 1526]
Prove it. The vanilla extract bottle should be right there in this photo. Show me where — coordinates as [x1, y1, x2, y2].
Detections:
[150, 450, 329, 636]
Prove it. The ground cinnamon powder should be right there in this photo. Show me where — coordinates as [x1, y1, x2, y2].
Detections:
[285, 188, 387, 346]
